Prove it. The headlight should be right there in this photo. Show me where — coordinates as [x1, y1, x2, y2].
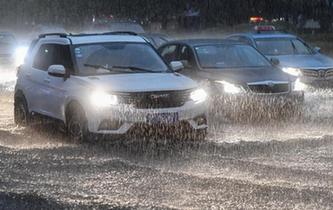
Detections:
[282, 67, 301, 76]
[14, 46, 29, 66]
[216, 81, 243, 94]
[293, 78, 307, 91]
[91, 90, 118, 107]
[190, 89, 207, 103]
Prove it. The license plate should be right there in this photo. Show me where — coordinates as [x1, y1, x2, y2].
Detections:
[146, 113, 179, 125]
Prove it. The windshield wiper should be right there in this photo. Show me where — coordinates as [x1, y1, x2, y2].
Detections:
[111, 65, 160, 73]
[84, 64, 160, 73]
[84, 63, 133, 73]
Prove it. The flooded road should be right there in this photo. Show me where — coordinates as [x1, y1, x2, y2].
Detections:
[0, 79, 333, 209]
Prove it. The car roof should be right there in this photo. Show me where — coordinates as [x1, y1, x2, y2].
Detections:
[162, 39, 243, 47]
[68, 35, 146, 45]
[234, 32, 297, 39]
[39, 33, 147, 45]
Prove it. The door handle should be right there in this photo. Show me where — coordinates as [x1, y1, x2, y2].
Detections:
[44, 78, 51, 83]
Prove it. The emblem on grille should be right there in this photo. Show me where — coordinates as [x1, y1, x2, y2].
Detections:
[266, 82, 275, 87]
[319, 70, 326, 78]
[150, 94, 170, 99]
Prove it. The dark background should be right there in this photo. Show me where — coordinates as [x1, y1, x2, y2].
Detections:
[1, 0, 333, 32]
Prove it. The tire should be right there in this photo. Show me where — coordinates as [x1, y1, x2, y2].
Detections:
[14, 96, 30, 126]
[66, 105, 90, 143]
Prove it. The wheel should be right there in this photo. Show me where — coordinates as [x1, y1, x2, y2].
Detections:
[14, 96, 30, 126]
[66, 105, 90, 143]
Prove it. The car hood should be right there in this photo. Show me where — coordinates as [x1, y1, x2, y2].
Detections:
[76, 73, 198, 92]
[267, 54, 333, 69]
[198, 67, 291, 85]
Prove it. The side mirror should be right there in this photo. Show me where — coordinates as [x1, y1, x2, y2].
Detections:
[48, 65, 66, 77]
[314, 47, 321, 53]
[170, 61, 184, 72]
[270, 58, 280, 66]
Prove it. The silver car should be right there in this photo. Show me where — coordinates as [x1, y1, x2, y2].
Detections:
[226, 28, 333, 88]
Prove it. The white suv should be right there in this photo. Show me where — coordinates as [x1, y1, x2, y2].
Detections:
[14, 32, 208, 142]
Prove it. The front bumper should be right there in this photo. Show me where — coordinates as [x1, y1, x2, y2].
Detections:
[300, 76, 333, 88]
[86, 101, 208, 135]
[211, 91, 304, 112]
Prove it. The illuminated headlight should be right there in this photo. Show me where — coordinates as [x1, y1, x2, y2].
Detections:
[190, 89, 207, 103]
[292, 78, 307, 91]
[91, 90, 118, 107]
[216, 81, 243, 94]
[14, 46, 29, 66]
[282, 67, 301, 77]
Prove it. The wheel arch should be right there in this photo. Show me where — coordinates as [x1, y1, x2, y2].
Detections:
[64, 100, 86, 125]
[14, 89, 28, 106]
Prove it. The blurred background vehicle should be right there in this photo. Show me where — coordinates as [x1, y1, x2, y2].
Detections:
[0, 32, 17, 67]
[158, 39, 304, 118]
[226, 26, 333, 88]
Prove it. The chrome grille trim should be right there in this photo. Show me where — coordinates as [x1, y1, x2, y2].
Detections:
[247, 81, 290, 94]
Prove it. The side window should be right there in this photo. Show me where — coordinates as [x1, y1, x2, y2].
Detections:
[292, 39, 311, 55]
[160, 45, 178, 63]
[179, 45, 194, 68]
[33, 44, 73, 72]
[239, 37, 252, 45]
[33, 44, 54, 71]
[228, 36, 252, 46]
[227, 36, 241, 41]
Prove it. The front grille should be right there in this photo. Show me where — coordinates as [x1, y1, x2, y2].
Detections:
[248, 83, 289, 94]
[302, 69, 333, 78]
[325, 69, 333, 77]
[302, 69, 319, 77]
[119, 89, 192, 109]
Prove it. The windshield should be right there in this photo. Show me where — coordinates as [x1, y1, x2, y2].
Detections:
[255, 38, 313, 56]
[74, 42, 169, 75]
[195, 44, 271, 69]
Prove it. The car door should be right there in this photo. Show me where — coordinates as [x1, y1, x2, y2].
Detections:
[29, 43, 71, 119]
[176, 44, 200, 80]
[45, 44, 73, 120]
[27, 43, 56, 116]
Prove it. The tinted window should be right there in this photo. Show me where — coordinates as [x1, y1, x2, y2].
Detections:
[195, 44, 271, 69]
[33, 44, 73, 71]
[179, 45, 195, 68]
[160, 45, 178, 63]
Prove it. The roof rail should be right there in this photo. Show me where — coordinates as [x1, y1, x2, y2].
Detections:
[38, 33, 68, 38]
[102, 31, 138, 36]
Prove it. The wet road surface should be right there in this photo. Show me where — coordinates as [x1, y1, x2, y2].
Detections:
[0, 84, 333, 209]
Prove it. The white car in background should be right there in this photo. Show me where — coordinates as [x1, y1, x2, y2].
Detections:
[14, 32, 208, 142]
